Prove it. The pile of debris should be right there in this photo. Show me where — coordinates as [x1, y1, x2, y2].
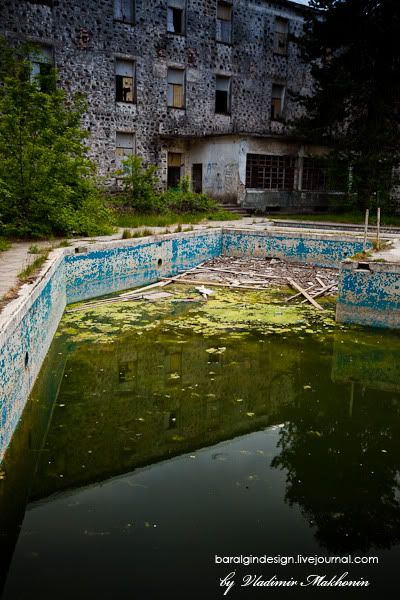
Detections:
[67, 256, 338, 313]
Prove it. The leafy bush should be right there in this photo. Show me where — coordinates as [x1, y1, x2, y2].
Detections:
[117, 158, 217, 215]
[0, 38, 112, 238]
[118, 155, 161, 213]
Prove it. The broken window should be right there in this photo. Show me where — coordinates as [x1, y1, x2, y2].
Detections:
[30, 46, 53, 92]
[215, 75, 231, 114]
[115, 60, 135, 103]
[271, 84, 285, 120]
[114, 0, 135, 24]
[216, 2, 232, 44]
[115, 132, 135, 169]
[167, 0, 185, 35]
[167, 68, 185, 108]
[168, 153, 183, 187]
[246, 154, 295, 190]
[302, 158, 327, 191]
[274, 17, 288, 55]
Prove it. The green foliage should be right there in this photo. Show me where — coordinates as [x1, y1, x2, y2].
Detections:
[117, 156, 217, 214]
[0, 38, 112, 238]
[118, 155, 160, 213]
[296, 1, 400, 211]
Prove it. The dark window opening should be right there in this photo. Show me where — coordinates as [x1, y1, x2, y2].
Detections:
[246, 154, 295, 191]
[116, 75, 134, 102]
[192, 164, 203, 193]
[168, 166, 181, 188]
[167, 7, 184, 34]
[215, 76, 231, 114]
[271, 84, 285, 120]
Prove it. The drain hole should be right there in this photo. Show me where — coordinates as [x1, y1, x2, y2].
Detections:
[24, 352, 29, 368]
[357, 262, 371, 271]
[157, 258, 163, 267]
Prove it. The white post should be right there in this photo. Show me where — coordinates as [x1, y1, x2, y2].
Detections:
[363, 209, 369, 251]
[377, 207, 381, 250]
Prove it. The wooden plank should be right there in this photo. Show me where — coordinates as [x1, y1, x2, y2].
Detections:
[163, 277, 270, 291]
[300, 282, 337, 303]
[286, 278, 324, 311]
[286, 283, 315, 302]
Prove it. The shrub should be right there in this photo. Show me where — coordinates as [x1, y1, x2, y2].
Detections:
[0, 38, 112, 238]
[118, 155, 161, 213]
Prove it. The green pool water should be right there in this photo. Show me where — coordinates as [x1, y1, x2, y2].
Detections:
[1, 286, 400, 598]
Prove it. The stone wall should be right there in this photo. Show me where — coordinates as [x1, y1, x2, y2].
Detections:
[0, 0, 313, 190]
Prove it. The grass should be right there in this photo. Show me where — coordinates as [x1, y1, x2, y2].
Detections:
[0, 238, 11, 252]
[114, 210, 239, 229]
[19, 251, 50, 282]
[271, 212, 400, 226]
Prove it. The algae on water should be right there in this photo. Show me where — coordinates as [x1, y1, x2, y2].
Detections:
[57, 284, 338, 344]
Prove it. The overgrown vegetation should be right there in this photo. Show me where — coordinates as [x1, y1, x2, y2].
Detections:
[0, 237, 10, 252]
[0, 38, 112, 238]
[115, 155, 227, 216]
[18, 251, 50, 282]
[296, 1, 400, 213]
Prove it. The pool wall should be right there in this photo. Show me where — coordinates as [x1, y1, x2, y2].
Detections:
[222, 228, 368, 267]
[336, 260, 400, 329]
[0, 227, 387, 463]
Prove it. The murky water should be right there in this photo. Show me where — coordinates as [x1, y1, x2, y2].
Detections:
[1, 286, 400, 598]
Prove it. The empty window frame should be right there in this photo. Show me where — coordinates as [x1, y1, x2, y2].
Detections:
[167, 68, 185, 108]
[215, 75, 231, 114]
[216, 2, 232, 44]
[30, 46, 53, 91]
[115, 132, 135, 169]
[245, 154, 295, 191]
[115, 60, 135, 103]
[167, 0, 185, 35]
[168, 152, 183, 188]
[271, 84, 285, 120]
[302, 158, 327, 191]
[114, 0, 135, 24]
[274, 17, 289, 55]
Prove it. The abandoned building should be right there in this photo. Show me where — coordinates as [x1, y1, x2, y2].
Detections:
[0, 0, 338, 211]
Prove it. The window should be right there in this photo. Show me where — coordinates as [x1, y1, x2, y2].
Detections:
[115, 60, 135, 103]
[274, 18, 288, 55]
[302, 158, 327, 192]
[216, 2, 232, 44]
[167, 1, 185, 35]
[115, 132, 135, 169]
[167, 68, 185, 108]
[168, 153, 183, 188]
[246, 154, 295, 191]
[114, 0, 135, 24]
[271, 84, 285, 120]
[215, 75, 231, 114]
[30, 46, 53, 91]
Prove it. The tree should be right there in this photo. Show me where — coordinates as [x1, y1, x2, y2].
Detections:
[296, 0, 400, 211]
[0, 38, 112, 237]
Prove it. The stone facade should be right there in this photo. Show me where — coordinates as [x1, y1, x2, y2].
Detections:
[0, 0, 334, 208]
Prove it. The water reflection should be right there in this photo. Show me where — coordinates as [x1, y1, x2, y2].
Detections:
[1, 316, 400, 597]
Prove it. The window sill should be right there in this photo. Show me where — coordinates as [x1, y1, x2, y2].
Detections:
[216, 40, 232, 47]
[215, 112, 231, 117]
[273, 51, 288, 57]
[168, 106, 186, 111]
[116, 101, 136, 106]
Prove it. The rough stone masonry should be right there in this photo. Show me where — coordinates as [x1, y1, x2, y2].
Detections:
[0, 0, 336, 210]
